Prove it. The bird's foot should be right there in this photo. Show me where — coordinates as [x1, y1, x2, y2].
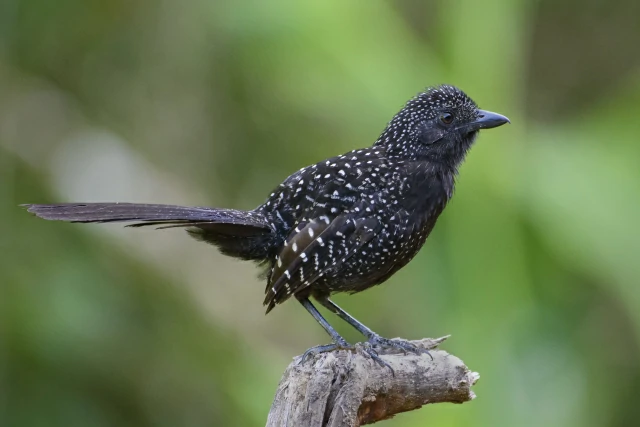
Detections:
[300, 338, 353, 364]
[300, 339, 393, 372]
[367, 335, 433, 360]
[359, 342, 394, 373]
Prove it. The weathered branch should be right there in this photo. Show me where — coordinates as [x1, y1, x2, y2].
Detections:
[266, 336, 478, 427]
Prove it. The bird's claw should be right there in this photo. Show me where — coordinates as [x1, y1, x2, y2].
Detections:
[300, 340, 353, 364]
[367, 335, 433, 360]
[299, 340, 394, 374]
[359, 341, 394, 374]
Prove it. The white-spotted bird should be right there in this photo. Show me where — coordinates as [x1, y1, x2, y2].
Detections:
[24, 85, 509, 365]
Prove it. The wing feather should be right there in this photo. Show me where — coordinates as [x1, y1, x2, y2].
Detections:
[263, 205, 381, 312]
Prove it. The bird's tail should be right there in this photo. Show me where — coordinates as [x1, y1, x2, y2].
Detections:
[23, 202, 275, 260]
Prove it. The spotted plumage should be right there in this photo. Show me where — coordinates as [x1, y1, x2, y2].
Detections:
[261, 151, 446, 313]
[23, 85, 509, 363]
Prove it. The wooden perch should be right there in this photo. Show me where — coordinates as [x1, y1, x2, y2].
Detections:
[266, 336, 478, 427]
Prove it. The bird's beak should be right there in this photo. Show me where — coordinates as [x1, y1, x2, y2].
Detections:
[472, 110, 510, 130]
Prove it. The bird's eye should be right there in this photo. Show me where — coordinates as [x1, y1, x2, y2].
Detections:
[440, 112, 454, 125]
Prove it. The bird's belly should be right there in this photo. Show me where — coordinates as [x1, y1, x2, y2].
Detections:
[321, 216, 438, 294]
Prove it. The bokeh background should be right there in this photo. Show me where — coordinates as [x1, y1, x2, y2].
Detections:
[1, 0, 639, 426]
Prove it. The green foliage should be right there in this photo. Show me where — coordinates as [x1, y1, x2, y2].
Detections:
[1, 0, 639, 426]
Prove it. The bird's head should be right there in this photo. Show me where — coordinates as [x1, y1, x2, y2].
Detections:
[375, 85, 509, 171]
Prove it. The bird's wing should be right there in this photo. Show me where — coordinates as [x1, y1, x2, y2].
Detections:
[264, 185, 383, 312]
[262, 150, 396, 312]
[263, 209, 381, 312]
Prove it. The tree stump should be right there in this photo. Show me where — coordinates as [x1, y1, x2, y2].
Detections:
[266, 336, 478, 427]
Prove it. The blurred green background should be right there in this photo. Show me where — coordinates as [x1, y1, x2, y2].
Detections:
[1, 0, 639, 426]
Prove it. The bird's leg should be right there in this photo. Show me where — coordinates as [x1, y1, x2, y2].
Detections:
[318, 298, 432, 360]
[298, 298, 352, 363]
[298, 298, 392, 370]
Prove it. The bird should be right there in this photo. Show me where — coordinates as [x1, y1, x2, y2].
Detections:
[23, 84, 509, 366]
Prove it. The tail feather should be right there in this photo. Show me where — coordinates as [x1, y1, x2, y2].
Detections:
[22, 203, 272, 233]
[23, 202, 277, 261]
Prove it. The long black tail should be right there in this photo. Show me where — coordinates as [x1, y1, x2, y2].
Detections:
[23, 202, 276, 260]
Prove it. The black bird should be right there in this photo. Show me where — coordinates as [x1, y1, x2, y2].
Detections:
[24, 85, 509, 363]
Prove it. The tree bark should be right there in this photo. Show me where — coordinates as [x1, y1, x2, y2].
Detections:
[266, 336, 478, 427]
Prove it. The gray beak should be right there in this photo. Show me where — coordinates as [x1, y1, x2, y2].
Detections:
[473, 110, 510, 130]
